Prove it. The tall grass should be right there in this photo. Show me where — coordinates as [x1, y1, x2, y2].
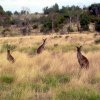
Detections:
[0, 34, 100, 99]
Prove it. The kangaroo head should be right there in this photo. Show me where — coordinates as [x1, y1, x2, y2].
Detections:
[43, 38, 47, 43]
[76, 46, 82, 52]
[7, 49, 10, 53]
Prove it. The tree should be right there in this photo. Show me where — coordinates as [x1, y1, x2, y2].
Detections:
[21, 10, 26, 14]
[80, 12, 90, 31]
[14, 11, 19, 15]
[95, 18, 100, 32]
[43, 6, 50, 14]
[53, 3, 59, 13]
[0, 5, 3, 11]
[0, 9, 10, 26]
[6, 11, 12, 17]
[89, 3, 100, 17]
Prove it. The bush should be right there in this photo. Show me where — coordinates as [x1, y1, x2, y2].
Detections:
[19, 47, 29, 53]
[28, 47, 37, 55]
[94, 38, 100, 44]
[54, 44, 58, 47]
[0, 44, 16, 52]
[95, 20, 100, 32]
[32, 24, 38, 29]
[56, 91, 67, 100]
[21, 28, 27, 36]
[42, 74, 71, 87]
[67, 26, 74, 32]
[65, 36, 69, 39]
[31, 84, 49, 92]
[80, 12, 90, 31]
[89, 77, 100, 84]
[40, 22, 52, 33]
[0, 76, 14, 84]
[54, 28, 59, 32]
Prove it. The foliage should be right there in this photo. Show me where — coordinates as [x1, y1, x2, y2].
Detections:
[43, 3, 59, 14]
[94, 38, 100, 44]
[14, 11, 19, 15]
[0, 44, 16, 52]
[67, 26, 74, 32]
[40, 22, 52, 33]
[21, 28, 27, 36]
[0, 9, 10, 26]
[32, 24, 38, 29]
[56, 90, 67, 100]
[42, 74, 71, 87]
[80, 12, 90, 31]
[95, 19, 100, 32]
[10, 19, 17, 25]
[88, 3, 100, 17]
[40, 13, 65, 33]
[0, 76, 14, 84]
[0, 5, 3, 10]
[31, 84, 49, 92]
[89, 77, 100, 84]
[28, 47, 37, 55]
[56, 87, 100, 100]
[6, 11, 12, 17]
[1, 28, 11, 37]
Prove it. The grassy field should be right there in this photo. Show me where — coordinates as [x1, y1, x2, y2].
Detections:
[0, 33, 100, 100]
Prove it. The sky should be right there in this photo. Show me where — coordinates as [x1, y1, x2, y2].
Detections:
[0, 0, 100, 13]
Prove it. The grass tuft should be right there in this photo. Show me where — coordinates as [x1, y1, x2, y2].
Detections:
[0, 76, 14, 84]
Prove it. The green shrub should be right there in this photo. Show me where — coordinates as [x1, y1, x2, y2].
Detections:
[59, 35, 62, 38]
[54, 28, 59, 32]
[57, 74, 71, 84]
[80, 12, 90, 31]
[31, 84, 49, 92]
[89, 77, 100, 84]
[67, 87, 100, 100]
[94, 38, 100, 44]
[65, 36, 69, 39]
[19, 47, 29, 53]
[0, 76, 14, 84]
[62, 45, 75, 52]
[42, 74, 71, 87]
[54, 44, 58, 47]
[56, 90, 67, 100]
[0, 44, 16, 52]
[28, 47, 37, 55]
[42, 76, 58, 87]
[95, 20, 100, 32]
[67, 26, 74, 32]
[40, 22, 52, 33]
[93, 33, 98, 38]
[32, 24, 38, 29]
[54, 36, 58, 38]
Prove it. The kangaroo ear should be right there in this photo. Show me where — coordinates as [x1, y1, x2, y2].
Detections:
[76, 46, 78, 48]
[80, 46, 82, 48]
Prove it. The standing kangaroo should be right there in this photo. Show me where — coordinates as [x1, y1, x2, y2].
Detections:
[7, 49, 15, 63]
[76, 46, 89, 69]
[37, 38, 47, 54]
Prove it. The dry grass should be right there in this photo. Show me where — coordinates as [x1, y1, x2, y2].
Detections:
[0, 33, 100, 100]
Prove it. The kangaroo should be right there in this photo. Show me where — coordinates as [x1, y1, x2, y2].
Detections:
[76, 46, 89, 69]
[7, 49, 15, 63]
[37, 38, 47, 54]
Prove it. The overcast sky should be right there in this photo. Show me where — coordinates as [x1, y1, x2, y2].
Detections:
[0, 0, 100, 13]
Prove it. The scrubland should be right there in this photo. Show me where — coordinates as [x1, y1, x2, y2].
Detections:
[0, 33, 100, 100]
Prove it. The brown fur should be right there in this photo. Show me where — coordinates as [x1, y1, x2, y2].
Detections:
[37, 38, 47, 54]
[7, 49, 14, 63]
[76, 46, 89, 69]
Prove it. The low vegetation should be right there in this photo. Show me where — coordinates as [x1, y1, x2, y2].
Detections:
[0, 34, 100, 99]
